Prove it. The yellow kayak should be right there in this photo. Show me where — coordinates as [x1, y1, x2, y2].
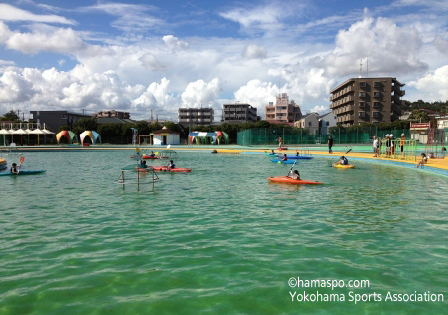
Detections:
[333, 164, 355, 169]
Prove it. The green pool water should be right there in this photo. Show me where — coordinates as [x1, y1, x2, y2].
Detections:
[1, 151, 447, 315]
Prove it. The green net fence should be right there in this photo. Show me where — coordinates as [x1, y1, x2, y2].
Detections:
[237, 128, 412, 146]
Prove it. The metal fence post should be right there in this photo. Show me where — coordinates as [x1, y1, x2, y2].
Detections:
[339, 127, 341, 145]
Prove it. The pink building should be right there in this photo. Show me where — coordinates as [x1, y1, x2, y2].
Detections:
[265, 93, 302, 123]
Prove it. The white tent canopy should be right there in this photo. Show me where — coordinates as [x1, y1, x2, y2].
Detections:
[13, 129, 27, 135]
[0, 129, 11, 146]
[42, 129, 55, 135]
[29, 129, 45, 135]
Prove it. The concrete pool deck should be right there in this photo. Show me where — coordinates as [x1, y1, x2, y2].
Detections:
[2, 145, 448, 176]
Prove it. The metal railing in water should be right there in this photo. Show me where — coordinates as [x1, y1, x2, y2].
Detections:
[114, 166, 160, 191]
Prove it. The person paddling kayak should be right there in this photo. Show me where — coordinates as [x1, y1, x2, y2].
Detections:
[289, 170, 300, 180]
[334, 155, 349, 165]
[167, 160, 176, 170]
[10, 163, 20, 174]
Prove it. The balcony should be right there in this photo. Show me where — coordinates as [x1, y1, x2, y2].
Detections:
[392, 89, 405, 97]
[330, 96, 353, 109]
[336, 114, 354, 123]
[330, 86, 353, 101]
[344, 104, 354, 112]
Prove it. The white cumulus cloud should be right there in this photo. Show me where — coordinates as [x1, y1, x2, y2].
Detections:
[181, 78, 221, 108]
[163, 35, 189, 51]
[233, 79, 279, 117]
[324, 15, 427, 77]
[408, 65, 448, 101]
[139, 53, 165, 71]
[5, 26, 87, 54]
[0, 66, 181, 119]
[133, 77, 178, 112]
[242, 44, 267, 59]
[310, 105, 328, 114]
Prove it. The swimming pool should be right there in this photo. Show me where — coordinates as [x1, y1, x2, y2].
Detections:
[1, 150, 447, 314]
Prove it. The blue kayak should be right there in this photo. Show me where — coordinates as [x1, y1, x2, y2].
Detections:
[270, 159, 296, 164]
[268, 154, 313, 159]
[285, 155, 313, 160]
[0, 170, 46, 176]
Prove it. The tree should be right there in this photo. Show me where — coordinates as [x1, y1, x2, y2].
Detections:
[72, 118, 98, 135]
[97, 123, 123, 143]
[150, 122, 162, 132]
[135, 121, 151, 135]
[240, 122, 254, 130]
[408, 110, 429, 122]
[2, 110, 20, 122]
[254, 120, 271, 129]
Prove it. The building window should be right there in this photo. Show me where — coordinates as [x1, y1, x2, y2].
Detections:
[62, 115, 67, 119]
[374, 82, 381, 88]
[373, 112, 380, 117]
[308, 122, 312, 126]
[359, 92, 366, 97]
[359, 82, 366, 87]
[359, 102, 365, 107]
[359, 112, 365, 117]
[374, 92, 381, 97]
[326, 122, 329, 126]
[373, 102, 380, 107]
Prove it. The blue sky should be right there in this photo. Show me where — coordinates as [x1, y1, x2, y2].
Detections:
[0, 0, 448, 121]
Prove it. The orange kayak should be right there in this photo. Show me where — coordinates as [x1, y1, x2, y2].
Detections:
[268, 176, 323, 185]
[150, 166, 191, 173]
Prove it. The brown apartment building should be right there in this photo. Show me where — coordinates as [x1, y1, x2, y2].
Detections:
[330, 77, 405, 127]
[265, 93, 302, 123]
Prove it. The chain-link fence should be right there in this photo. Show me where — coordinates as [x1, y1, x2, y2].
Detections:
[237, 128, 412, 146]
